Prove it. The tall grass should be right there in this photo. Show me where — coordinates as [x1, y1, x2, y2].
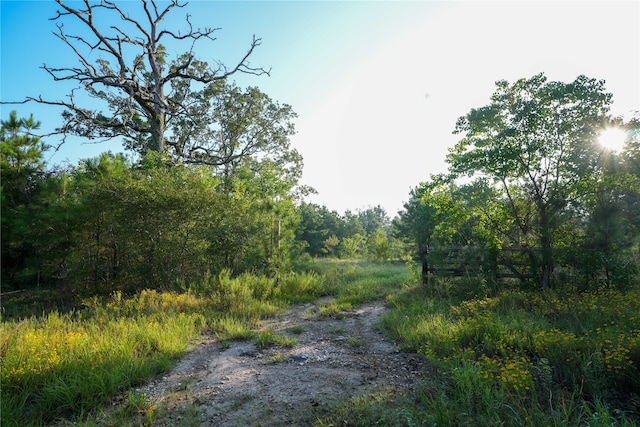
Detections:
[14, 260, 633, 426]
[305, 260, 412, 317]
[322, 277, 640, 426]
[311, 260, 412, 313]
[1, 290, 204, 426]
[0, 268, 334, 426]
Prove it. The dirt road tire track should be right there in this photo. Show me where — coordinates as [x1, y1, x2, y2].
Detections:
[142, 298, 428, 426]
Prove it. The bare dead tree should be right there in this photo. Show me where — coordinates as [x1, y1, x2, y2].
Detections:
[13, 0, 269, 158]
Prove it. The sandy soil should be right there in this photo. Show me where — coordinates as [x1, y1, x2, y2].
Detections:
[140, 297, 428, 426]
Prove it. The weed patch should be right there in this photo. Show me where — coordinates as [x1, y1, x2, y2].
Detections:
[333, 279, 640, 426]
[0, 260, 421, 426]
[256, 328, 297, 349]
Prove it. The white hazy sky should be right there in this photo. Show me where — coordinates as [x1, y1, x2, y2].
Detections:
[2, 1, 639, 216]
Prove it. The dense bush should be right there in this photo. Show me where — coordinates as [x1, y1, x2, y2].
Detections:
[1, 152, 300, 294]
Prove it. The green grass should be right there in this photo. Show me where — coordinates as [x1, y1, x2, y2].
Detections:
[0, 261, 411, 426]
[312, 260, 411, 319]
[312, 259, 413, 304]
[1, 290, 206, 426]
[319, 276, 640, 426]
[0, 267, 341, 426]
[266, 351, 288, 364]
[17, 260, 629, 426]
[348, 336, 362, 347]
[285, 325, 306, 335]
[256, 328, 297, 349]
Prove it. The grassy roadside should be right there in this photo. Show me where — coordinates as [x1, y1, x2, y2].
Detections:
[8, 260, 636, 426]
[1, 291, 204, 426]
[0, 261, 408, 426]
[318, 274, 640, 426]
[0, 269, 319, 426]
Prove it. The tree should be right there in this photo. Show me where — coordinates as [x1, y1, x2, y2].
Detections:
[26, 152, 301, 292]
[448, 73, 613, 288]
[357, 205, 390, 235]
[342, 211, 366, 238]
[393, 183, 438, 252]
[211, 160, 301, 276]
[369, 228, 390, 261]
[324, 235, 340, 257]
[295, 203, 346, 257]
[393, 182, 441, 277]
[578, 117, 640, 285]
[0, 111, 49, 206]
[1, 112, 50, 290]
[340, 233, 366, 259]
[24, 0, 268, 159]
[160, 82, 302, 180]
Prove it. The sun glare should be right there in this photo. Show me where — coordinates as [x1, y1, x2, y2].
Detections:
[598, 127, 627, 152]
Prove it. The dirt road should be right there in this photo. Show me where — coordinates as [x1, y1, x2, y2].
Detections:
[141, 297, 427, 426]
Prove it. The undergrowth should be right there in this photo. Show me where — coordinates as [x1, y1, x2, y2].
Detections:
[0, 261, 409, 426]
[319, 275, 640, 426]
[0, 267, 328, 426]
[13, 260, 632, 426]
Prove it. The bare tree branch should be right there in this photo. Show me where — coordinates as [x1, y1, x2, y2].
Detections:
[14, 0, 271, 159]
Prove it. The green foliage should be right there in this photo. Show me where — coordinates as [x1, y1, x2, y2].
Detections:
[2, 142, 303, 293]
[397, 74, 640, 290]
[394, 177, 499, 256]
[1, 260, 411, 426]
[577, 126, 640, 287]
[369, 228, 391, 261]
[340, 233, 366, 259]
[0, 111, 48, 205]
[39, 154, 226, 292]
[447, 73, 620, 288]
[2, 25, 303, 291]
[296, 204, 397, 261]
[166, 82, 302, 177]
[296, 203, 348, 257]
[356, 205, 391, 236]
[392, 184, 438, 252]
[367, 278, 640, 426]
[323, 234, 340, 256]
[1, 112, 50, 290]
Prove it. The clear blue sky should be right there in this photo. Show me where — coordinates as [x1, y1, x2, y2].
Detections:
[2, 1, 639, 216]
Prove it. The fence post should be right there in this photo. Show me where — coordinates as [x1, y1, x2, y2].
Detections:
[420, 244, 429, 285]
[488, 246, 498, 294]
